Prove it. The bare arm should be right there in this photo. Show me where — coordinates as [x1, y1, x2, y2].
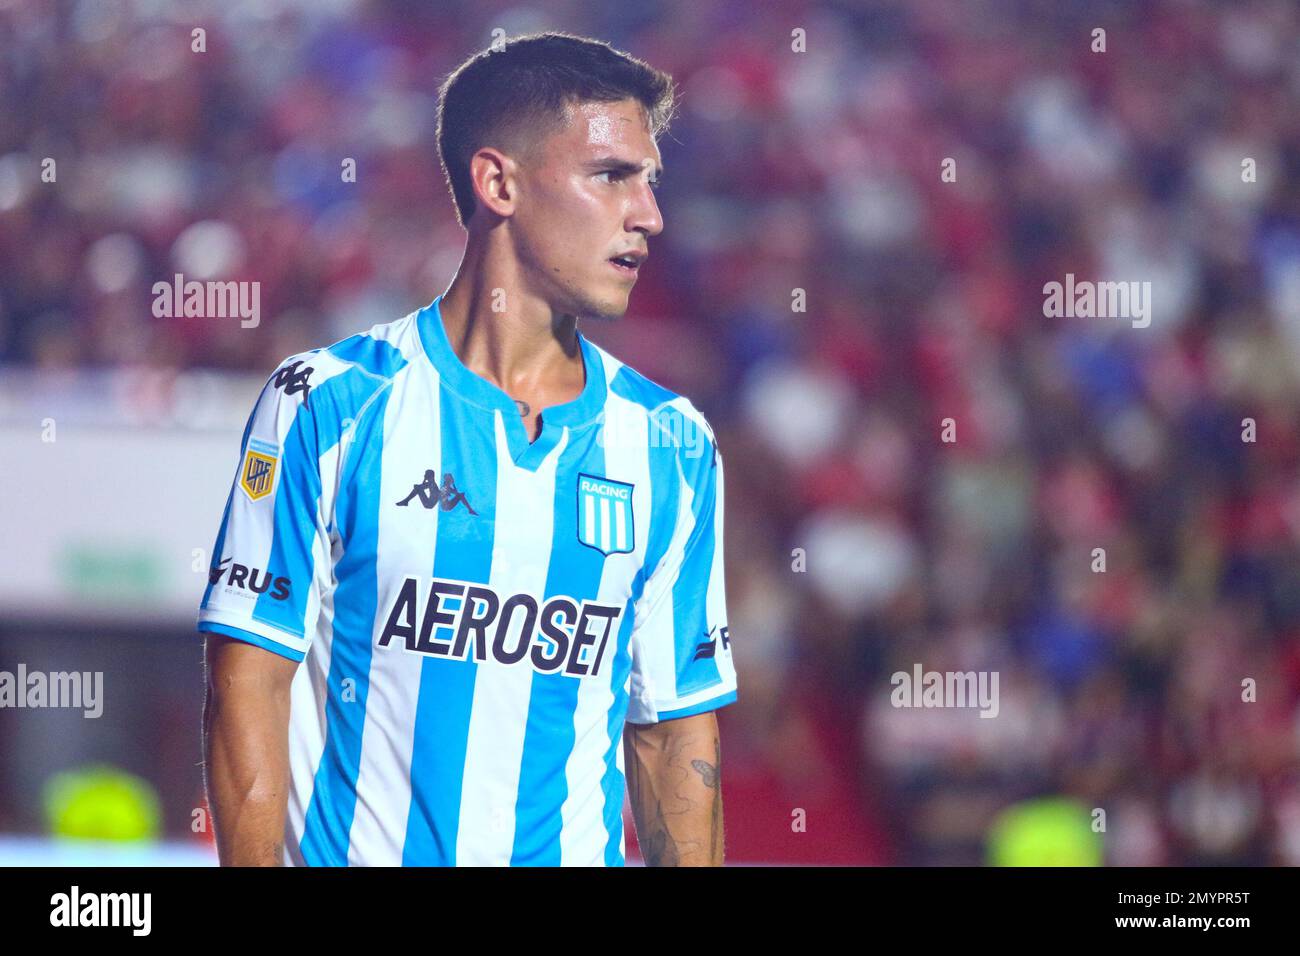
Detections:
[202, 633, 298, 866]
[623, 710, 724, 866]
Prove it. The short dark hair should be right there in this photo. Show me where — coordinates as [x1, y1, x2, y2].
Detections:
[436, 32, 675, 228]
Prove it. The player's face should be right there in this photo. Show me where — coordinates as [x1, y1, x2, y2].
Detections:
[513, 98, 664, 320]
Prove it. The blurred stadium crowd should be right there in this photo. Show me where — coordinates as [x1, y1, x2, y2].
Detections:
[2, 0, 1300, 864]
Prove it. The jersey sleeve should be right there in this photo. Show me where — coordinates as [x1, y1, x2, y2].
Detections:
[197, 354, 333, 663]
[626, 412, 737, 724]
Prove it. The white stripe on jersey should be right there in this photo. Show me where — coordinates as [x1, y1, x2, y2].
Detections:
[455, 413, 566, 864]
[283, 438, 343, 866]
[345, 357, 441, 866]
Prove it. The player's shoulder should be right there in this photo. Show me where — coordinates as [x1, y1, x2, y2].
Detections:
[263, 312, 426, 398]
[268, 310, 423, 389]
[588, 339, 719, 469]
[255, 310, 429, 446]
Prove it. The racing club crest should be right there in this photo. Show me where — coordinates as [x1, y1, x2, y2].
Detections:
[577, 473, 634, 556]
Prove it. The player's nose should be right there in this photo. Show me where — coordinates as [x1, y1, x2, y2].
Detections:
[627, 180, 663, 238]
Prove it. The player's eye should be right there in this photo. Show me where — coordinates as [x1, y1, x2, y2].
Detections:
[596, 169, 660, 191]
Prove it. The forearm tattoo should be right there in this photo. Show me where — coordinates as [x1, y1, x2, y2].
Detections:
[629, 731, 723, 865]
[692, 737, 723, 863]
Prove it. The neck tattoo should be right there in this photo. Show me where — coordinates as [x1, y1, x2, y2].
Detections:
[515, 399, 530, 417]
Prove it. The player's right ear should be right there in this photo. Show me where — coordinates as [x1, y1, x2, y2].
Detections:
[468, 147, 517, 219]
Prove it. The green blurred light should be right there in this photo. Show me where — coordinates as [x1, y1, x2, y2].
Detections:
[987, 796, 1103, 867]
[42, 764, 162, 842]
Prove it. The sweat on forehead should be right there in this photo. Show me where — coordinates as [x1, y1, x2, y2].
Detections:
[562, 99, 652, 145]
[586, 112, 615, 146]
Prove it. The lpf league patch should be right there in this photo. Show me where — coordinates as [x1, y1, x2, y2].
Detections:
[240, 438, 280, 501]
[577, 473, 634, 556]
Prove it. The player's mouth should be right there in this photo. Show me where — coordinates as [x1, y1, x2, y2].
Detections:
[608, 250, 647, 279]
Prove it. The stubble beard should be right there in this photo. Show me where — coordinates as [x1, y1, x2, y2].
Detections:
[564, 276, 630, 323]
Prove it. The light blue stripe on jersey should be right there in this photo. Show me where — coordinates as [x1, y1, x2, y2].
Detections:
[200, 621, 306, 662]
[402, 384, 499, 865]
[656, 689, 738, 721]
[670, 433, 723, 694]
[510, 424, 606, 864]
[299, 336, 406, 866]
[601, 606, 638, 864]
[254, 382, 322, 637]
[602, 369, 688, 863]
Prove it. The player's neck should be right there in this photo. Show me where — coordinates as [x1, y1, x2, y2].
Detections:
[439, 272, 584, 399]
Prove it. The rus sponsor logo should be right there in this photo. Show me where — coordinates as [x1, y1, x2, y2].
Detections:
[377, 576, 622, 678]
[208, 556, 292, 601]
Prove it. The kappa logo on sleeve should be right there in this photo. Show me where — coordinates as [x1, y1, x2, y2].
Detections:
[240, 438, 279, 501]
[272, 359, 315, 399]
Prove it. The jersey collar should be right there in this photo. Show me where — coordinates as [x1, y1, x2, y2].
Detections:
[416, 293, 606, 429]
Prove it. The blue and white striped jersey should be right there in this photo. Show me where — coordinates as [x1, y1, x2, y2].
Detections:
[197, 294, 736, 866]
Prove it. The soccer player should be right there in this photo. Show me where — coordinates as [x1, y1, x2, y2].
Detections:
[198, 32, 737, 866]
